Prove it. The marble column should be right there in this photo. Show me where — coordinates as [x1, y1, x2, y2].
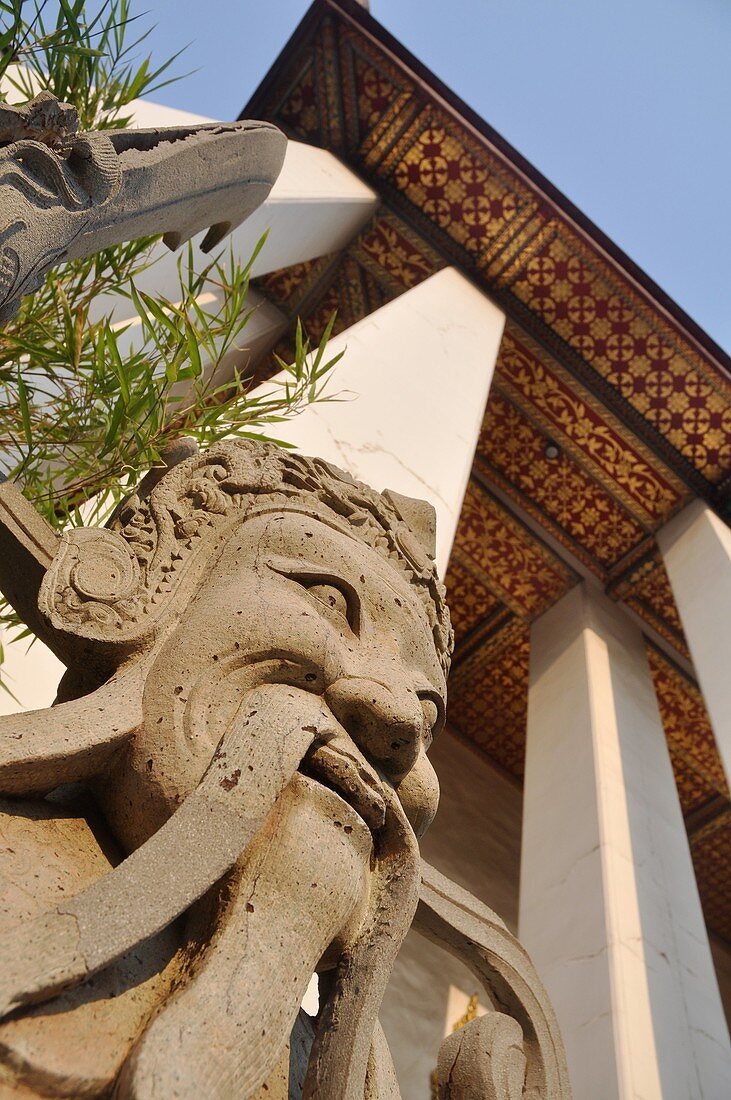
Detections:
[257, 267, 506, 575]
[99, 98, 379, 324]
[657, 501, 731, 783]
[519, 582, 731, 1099]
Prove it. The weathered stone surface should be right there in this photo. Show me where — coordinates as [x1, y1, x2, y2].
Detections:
[0, 93, 286, 323]
[418, 861, 572, 1098]
[0, 436, 572, 1096]
[0, 441, 571, 1094]
[0, 796, 179, 1096]
[0, 439, 453, 1096]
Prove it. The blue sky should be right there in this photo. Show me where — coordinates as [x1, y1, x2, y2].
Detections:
[136, 1, 730, 354]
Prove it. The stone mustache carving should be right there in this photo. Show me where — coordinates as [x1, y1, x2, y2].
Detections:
[0, 91, 286, 323]
[0, 441, 570, 1098]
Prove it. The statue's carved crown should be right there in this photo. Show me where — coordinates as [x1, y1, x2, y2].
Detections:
[39, 439, 454, 673]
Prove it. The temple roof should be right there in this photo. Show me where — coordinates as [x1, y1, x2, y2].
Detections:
[242, 0, 731, 946]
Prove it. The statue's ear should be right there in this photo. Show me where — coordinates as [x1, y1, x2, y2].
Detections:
[0, 482, 142, 661]
[383, 489, 437, 561]
[0, 481, 64, 658]
[38, 527, 141, 645]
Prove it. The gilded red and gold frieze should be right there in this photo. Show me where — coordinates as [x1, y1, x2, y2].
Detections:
[377, 108, 538, 269]
[444, 547, 503, 645]
[495, 326, 687, 525]
[447, 618, 529, 779]
[504, 233, 731, 485]
[453, 480, 577, 620]
[256, 255, 332, 313]
[478, 392, 648, 573]
[351, 51, 404, 141]
[647, 645, 729, 813]
[690, 811, 731, 944]
[354, 210, 443, 294]
[277, 59, 321, 143]
[611, 551, 689, 659]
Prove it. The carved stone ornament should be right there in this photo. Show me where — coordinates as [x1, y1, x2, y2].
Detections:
[0, 439, 571, 1098]
[0, 91, 286, 323]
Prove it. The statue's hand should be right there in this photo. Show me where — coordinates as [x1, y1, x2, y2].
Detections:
[0, 684, 332, 1020]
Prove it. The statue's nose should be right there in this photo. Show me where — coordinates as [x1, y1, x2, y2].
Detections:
[324, 677, 423, 781]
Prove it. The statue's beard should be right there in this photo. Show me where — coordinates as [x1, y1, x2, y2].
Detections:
[115, 671, 421, 1099]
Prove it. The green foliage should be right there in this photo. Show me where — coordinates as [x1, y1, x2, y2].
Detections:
[0, 238, 342, 528]
[0, 1, 342, 693]
[0, 0, 186, 126]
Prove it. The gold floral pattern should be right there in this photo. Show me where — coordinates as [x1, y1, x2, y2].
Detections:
[353, 54, 400, 135]
[509, 234, 731, 482]
[277, 60, 320, 142]
[496, 326, 686, 524]
[689, 811, 731, 943]
[444, 548, 502, 643]
[647, 645, 729, 809]
[478, 392, 647, 571]
[256, 256, 328, 312]
[612, 552, 689, 659]
[447, 619, 529, 779]
[454, 481, 576, 619]
[386, 110, 537, 265]
[354, 211, 442, 293]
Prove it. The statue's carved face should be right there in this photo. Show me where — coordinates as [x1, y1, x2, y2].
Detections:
[120, 510, 445, 848]
[91, 507, 448, 1094]
[0, 487, 451, 1096]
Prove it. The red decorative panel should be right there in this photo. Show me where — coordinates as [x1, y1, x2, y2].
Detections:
[647, 646, 729, 812]
[384, 109, 537, 265]
[454, 481, 577, 620]
[353, 211, 442, 294]
[277, 60, 321, 143]
[690, 812, 731, 944]
[613, 552, 689, 659]
[478, 392, 647, 572]
[670, 753, 720, 817]
[495, 326, 686, 524]
[509, 233, 731, 483]
[447, 619, 529, 778]
[444, 548, 502, 644]
[255, 256, 330, 313]
[352, 54, 401, 135]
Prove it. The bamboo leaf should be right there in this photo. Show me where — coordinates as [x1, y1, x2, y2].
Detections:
[15, 369, 33, 452]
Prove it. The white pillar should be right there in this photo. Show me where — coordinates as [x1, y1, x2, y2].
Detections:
[657, 501, 731, 783]
[232, 140, 379, 278]
[95, 99, 379, 326]
[99, 136, 378, 321]
[520, 582, 731, 1099]
[255, 267, 505, 576]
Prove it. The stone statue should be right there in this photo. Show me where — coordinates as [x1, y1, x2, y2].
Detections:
[0, 94, 571, 1098]
[0, 442, 570, 1098]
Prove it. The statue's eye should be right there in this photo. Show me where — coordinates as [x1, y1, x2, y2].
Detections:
[301, 580, 360, 634]
[418, 692, 445, 747]
[266, 560, 362, 634]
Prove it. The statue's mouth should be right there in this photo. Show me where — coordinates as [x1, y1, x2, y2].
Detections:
[182, 656, 394, 835]
[299, 731, 388, 834]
